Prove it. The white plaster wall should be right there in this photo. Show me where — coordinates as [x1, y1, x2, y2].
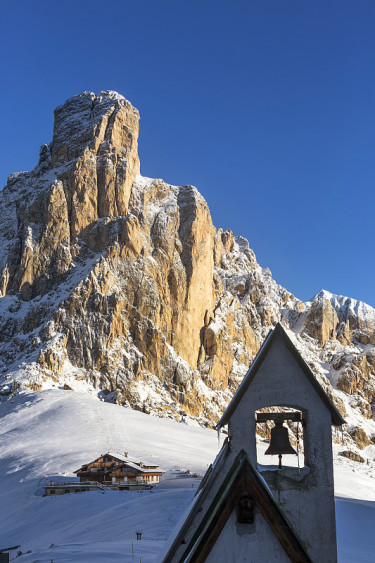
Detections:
[205, 508, 291, 563]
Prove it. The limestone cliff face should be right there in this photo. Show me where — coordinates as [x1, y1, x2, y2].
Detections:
[0, 91, 140, 301]
[0, 91, 375, 458]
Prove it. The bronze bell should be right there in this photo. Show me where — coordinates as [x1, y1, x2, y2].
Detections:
[265, 421, 297, 468]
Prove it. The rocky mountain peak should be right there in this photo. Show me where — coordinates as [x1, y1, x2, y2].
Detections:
[0, 91, 375, 461]
[51, 90, 140, 167]
[0, 91, 141, 300]
[311, 288, 374, 312]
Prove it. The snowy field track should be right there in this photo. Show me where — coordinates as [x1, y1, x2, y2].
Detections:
[1, 389, 375, 562]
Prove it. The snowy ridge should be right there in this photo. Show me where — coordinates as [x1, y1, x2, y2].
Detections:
[215, 234, 302, 342]
[309, 289, 375, 324]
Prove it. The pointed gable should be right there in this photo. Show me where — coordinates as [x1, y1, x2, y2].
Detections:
[218, 323, 345, 429]
[73, 452, 123, 474]
[162, 450, 312, 563]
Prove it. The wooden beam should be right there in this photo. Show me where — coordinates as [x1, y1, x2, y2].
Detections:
[256, 412, 302, 423]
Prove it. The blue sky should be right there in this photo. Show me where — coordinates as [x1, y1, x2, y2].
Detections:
[1, 0, 374, 306]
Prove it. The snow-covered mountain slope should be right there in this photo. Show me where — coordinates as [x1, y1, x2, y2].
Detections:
[0, 388, 218, 561]
[0, 388, 375, 562]
[0, 89, 374, 467]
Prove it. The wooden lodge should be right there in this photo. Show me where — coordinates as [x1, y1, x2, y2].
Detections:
[74, 452, 163, 486]
[44, 452, 163, 496]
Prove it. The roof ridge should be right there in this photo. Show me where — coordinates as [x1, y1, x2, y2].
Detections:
[218, 323, 345, 428]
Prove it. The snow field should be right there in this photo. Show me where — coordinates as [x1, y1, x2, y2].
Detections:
[1, 389, 375, 562]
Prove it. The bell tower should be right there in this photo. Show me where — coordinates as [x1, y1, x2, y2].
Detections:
[217, 323, 344, 562]
[162, 323, 344, 563]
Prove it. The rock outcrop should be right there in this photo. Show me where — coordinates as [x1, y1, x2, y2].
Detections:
[0, 91, 140, 301]
[0, 90, 374, 460]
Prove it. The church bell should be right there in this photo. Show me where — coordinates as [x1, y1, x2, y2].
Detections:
[265, 421, 297, 468]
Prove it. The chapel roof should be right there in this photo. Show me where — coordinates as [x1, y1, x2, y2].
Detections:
[162, 448, 312, 562]
[218, 323, 345, 429]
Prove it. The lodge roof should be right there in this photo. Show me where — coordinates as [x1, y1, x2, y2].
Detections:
[74, 452, 162, 474]
[218, 323, 345, 429]
[106, 452, 160, 468]
[105, 461, 163, 475]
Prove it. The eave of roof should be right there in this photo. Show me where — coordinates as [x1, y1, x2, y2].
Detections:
[163, 450, 312, 563]
[218, 323, 345, 429]
[161, 441, 230, 563]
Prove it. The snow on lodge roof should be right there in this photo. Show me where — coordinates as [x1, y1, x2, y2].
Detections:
[106, 452, 162, 471]
[74, 452, 163, 474]
[106, 452, 139, 464]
